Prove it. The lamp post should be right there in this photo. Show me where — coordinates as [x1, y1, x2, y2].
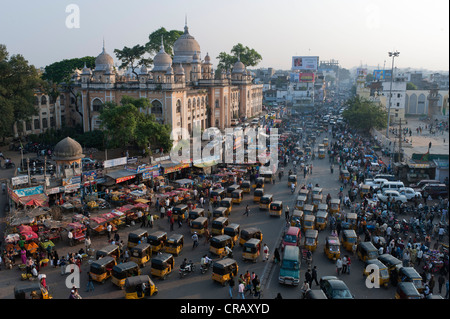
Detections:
[385, 50, 400, 139]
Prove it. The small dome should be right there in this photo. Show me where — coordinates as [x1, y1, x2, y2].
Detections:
[95, 47, 114, 71]
[153, 43, 172, 72]
[204, 52, 212, 64]
[166, 66, 174, 75]
[53, 137, 85, 161]
[175, 64, 185, 75]
[232, 58, 246, 74]
[82, 63, 92, 75]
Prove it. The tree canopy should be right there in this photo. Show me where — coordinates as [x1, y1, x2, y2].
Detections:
[145, 27, 184, 57]
[342, 96, 387, 133]
[216, 43, 262, 71]
[42, 56, 95, 84]
[114, 45, 151, 80]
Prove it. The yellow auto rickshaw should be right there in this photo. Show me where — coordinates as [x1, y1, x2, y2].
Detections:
[190, 217, 208, 235]
[324, 236, 341, 261]
[124, 275, 158, 299]
[211, 217, 229, 236]
[295, 195, 307, 211]
[304, 229, 319, 252]
[318, 148, 325, 159]
[129, 243, 152, 267]
[357, 241, 379, 262]
[312, 194, 323, 210]
[318, 203, 328, 215]
[14, 282, 52, 299]
[269, 201, 283, 217]
[303, 214, 315, 231]
[303, 204, 315, 218]
[241, 180, 251, 193]
[290, 209, 304, 227]
[242, 238, 261, 262]
[395, 282, 421, 299]
[259, 194, 273, 210]
[212, 258, 238, 286]
[254, 177, 265, 189]
[188, 208, 205, 223]
[239, 227, 263, 246]
[363, 259, 390, 288]
[111, 261, 141, 288]
[231, 189, 243, 204]
[378, 254, 402, 276]
[345, 212, 358, 230]
[224, 223, 240, 244]
[315, 210, 328, 231]
[288, 175, 297, 188]
[173, 204, 188, 221]
[147, 231, 167, 253]
[213, 207, 228, 219]
[150, 253, 174, 280]
[209, 234, 234, 257]
[164, 233, 184, 256]
[96, 244, 121, 261]
[89, 256, 116, 283]
[318, 144, 325, 153]
[312, 187, 323, 197]
[323, 138, 329, 147]
[261, 171, 273, 183]
[127, 229, 148, 248]
[210, 189, 225, 204]
[299, 188, 310, 201]
[330, 199, 340, 215]
[219, 198, 233, 215]
[226, 184, 240, 197]
[397, 267, 424, 293]
[339, 169, 350, 182]
[360, 184, 371, 199]
[341, 229, 358, 252]
[253, 188, 264, 202]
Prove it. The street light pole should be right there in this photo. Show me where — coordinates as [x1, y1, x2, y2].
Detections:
[386, 50, 400, 139]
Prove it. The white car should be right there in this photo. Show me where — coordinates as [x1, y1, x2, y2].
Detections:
[399, 187, 422, 201]
[376, 190, 408, 204]
[365, 178, 388, 191]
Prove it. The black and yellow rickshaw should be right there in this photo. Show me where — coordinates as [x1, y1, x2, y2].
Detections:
[127, 229, 149, 248]
[190, 216, 208, 235]
[295, 195, 308, 211]
[345, 212, 358, 230]
[397, 267, 424, 293]
[124, 275, 158, 299]
[290, 210, 304, 227]
[304, 229, 319, 252]
[261, 171, 274, 183]
[299, 188, 310, 201]
[253, 188, 264, 202]
[330, 199, 340, 215]
[315, 210, 328, 231]
[357, 241, 379, 262]
[241, 180, 251, 193]
[303, 204, 315, 218]
[210, 189, 225, 204]
[242, 238, 261, 262]
[312, 194, 323, 211]
[111, 261, 141, 288]
[173, 204, 188, 221]
[209, 234, 234, 257]
[14, 282, 52, 299]
[224, 223, 240, 244]
[254, 177, 265, 189]
[212, 258, 239, 286]
[150, 253, 174, 280]
[213, 207, 228, 219]
[165, 233, 184, 256]
[303, 214, 316, 231]
[188, 208, 205, 223]
[360, 184, 371, 199]
[96, 244, 121, 261]
[318, 148, 326, 159]
[219, 198, 233, 215]
[211, 217, 229, 236]
[231, 189, 243, 204]
[89, 256, 116, 283]
[378, 254, 402, 276]
[341, 229, 358, 252]
[324, 236, 341, 261]
[129, 243, 152, 267]
[339, 169, 350, 182]
[363, 259, 390, 288]
[226, 184, 240, 197]
[288, 175, 297, 188]
[305, 146, 312, 156]
[395, 282, 421, 299]
[147, 231, 167, 254]
[323, 138, 329, 147]
[259, 194, 273, 210]
[269, 200, 283, 217]
[239, 227, 263, 246]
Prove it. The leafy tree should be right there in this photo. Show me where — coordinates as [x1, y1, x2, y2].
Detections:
[342, 96, 387, 133]
[114, 45, 151, 80]
[145, 27, 184, 57]
[406, 82, 417, 90]
[217, 43, 262, 71]
[42, 56, 95, 84]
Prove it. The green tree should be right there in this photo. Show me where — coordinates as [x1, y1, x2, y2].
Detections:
[135, 115, 173, 156]
[342, 96, 387, 133]
[406, 82, 417, 90]
[42, 56, 95, 84]
[217, 43, 262, 71]
[114, 45, 151, 80]
[145, 27, 183, 57]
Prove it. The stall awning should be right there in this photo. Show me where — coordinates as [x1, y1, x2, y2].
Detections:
[106, 169, 136, 183]
[18, 193, 49, 207]
[161, 163, 190, 174]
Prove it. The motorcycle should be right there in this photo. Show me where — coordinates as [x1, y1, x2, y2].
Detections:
[200, 260, 212, 274]
[179, 261, 195, 278]
[3, 161, 15, 169]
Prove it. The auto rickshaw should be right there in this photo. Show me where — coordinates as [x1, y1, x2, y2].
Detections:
[312, 194, 323, 210]
[211, 217, 229, 236]
[209, 235, 234, 257]
[318, 148, 325, 159]
[341, 229, 358, 252]
[172, 204, 188, 221]
[344, 212, 357, 230]
[190, 217, 208, 235]
[124, 275, 158, 299]
[261, 171, 274, 183]
[231, 189, 243, 204]
[288, 175, 297, 188]
[378, 254, 402, 276]
[212, 258, 238, 286]
[303, 214, 316, 231]
[89, 256, 116, 283]
[241, 180, 251, 193]
[330, 199, 340, 215]
[363, 259, 390, 288]
[339, 169, 350, 182]
[318, 144, 325, 153]
[312, 187, 323, 197]
[290, 210, 304, 227]
[269, 201, 283, 217]
[219, 198, 233, 215]
[129, 243, 152, 267]
[96, 244, 121, 261]
[242, 238, 261, 262]
[303, 204, 315, 218]
[323, 138, 329, 147]
[304, 229, 319, 252]
[324, 236, 341, 261]
[315, 210, 328, 231]
[259, 194, 273, 210]
[397, 267, 424, 293]
[360, 184, 371, 199]
[254, 177, 265, 189]
[188, 208, 204, 223]
[111, 261, 141, 288]
[212, 207, 228, 219]
[226, 184, 240, 197]
[357, 241, 379, 262]
[147, 231, 167, 253]
[295, 195, 307, 211]
[224, 223, 240, 244]
[253, 188, 264, 202]
[210, 189, 225, 204]
[299, 188, 310, 201]
[395, 282, 421, 299]
[14, 282, 52, 299]
[164, 234, 184, 256]
[127, 229, 148, 248]
[239, 227, 263, 246]
[305, 146, 312, 155]
[150, 253, 174, 280]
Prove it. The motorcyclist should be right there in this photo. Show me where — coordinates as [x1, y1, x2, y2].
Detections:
[291, 183, 295, 194]
[201, 255, 212, 269]
[224, 244, 233, 258]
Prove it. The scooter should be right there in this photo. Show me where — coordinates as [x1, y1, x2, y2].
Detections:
[179, 261, 195, 278]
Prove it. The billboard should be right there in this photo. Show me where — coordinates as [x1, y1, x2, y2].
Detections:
[373, 69, 392, 81]
[292, 56, 319, 71]
[299, 73, 315, 82]
[290, 73, 300, 82]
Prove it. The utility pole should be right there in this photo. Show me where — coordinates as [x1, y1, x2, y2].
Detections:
[386, 51, 400, 139]
[398, 118, 402, 163]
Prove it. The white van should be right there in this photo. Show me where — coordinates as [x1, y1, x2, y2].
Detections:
[380, 181, 405, 193]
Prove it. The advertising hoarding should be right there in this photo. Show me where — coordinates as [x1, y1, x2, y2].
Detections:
[299, 73, 315, 82]
[373, 69, 392, 81]
[292, 56, 319, 71]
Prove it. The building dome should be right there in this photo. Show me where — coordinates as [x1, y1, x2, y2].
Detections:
[173, 24, 201, 64]
[232, 58, 246, 74]
[153, 41, 172, 72]
[52, 137, 85, 161]
[95, 46, 114, 71]
[204, 52, 212, 64]
[175, 63, 185, 75]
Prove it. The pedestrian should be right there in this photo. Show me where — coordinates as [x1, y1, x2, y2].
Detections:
[192, 232, 199, 249]
[336, 257, 343, 276]
[147, 213, 153, 228]
[106, 223, 112, 241]
[417, 248, 423, 266]
[58, 256, 67, 276]
[85, 236, 91, 252]
[305, 268, 313, 287]
[228, 274, 235, 299]
[445, 279, 449, 299]
[300, 280, 310, 298]
[252, 274, 260, 295]
[342, 255, 348, 274]
[312, 266, 319, 286]
[263, 244, 269, 262]
[243, 205, 250, 217]
[429, 274, 435, 294]
[238, 281, 245, 299]
[169, 216, 174, 231]
[68, 230, 74, 247]
[285, 205, 290, 221]
[438, 274, 445, 294]
[85, 271, 94, 292]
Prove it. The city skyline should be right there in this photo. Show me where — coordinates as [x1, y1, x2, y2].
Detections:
[1, 0, 448, 72]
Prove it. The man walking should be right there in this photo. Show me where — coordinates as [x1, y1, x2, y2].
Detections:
[312, 266, 319, 286]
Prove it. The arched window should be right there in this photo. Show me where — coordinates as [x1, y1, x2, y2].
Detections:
[34, 119, 40, 130]
[41, 96, 47, 105]
[92, 99, 103, 112]
[42, 118, 48, 128]
[151, 100, 163, 115]
[176, 100, 181, 113]
[188, 99, 191, 109]
[34, 96, 39, 105]
[215, 99, 220, 108]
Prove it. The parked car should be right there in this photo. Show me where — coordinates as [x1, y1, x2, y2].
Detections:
[421, 184, 448, 199]
[365, 178, 388, 191]
[319, 276, 354, 299]
[399, 187, 422, 201]
[410, 179, 439, 190]
[376, 190, 408, 204]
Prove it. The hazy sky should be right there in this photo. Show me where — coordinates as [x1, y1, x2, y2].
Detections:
[1, 0, 448, 72]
